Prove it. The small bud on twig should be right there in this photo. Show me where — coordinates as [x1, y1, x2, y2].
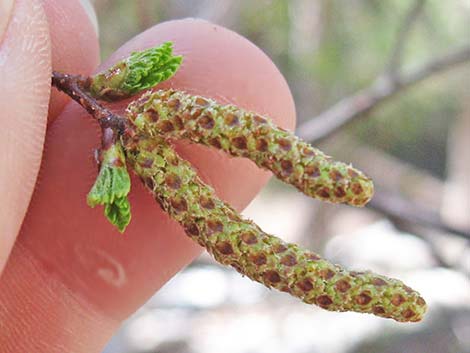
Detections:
[89, 42, 183, 101]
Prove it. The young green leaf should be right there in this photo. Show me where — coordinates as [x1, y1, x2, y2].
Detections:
[104, 196, 131, 233]
[87, 142, 132, 232]
[89, 42, 183, 101]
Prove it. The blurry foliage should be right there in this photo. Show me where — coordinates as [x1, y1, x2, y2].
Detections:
[93, 0, 469, 176]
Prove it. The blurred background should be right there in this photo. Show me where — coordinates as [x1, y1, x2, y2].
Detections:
[93, 1, 470, 352]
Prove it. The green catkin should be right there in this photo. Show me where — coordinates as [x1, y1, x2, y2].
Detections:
[124, 134, 427, 323]
[126, 89, 374, 206]
[52, 43, 427, 323]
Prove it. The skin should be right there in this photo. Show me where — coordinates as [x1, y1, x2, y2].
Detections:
[0, 1, 295, 352]
[0, 0, 99, 274]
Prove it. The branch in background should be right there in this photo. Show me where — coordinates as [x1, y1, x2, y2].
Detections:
[387, 0, 427, 77]
[332, 139, 469, 242]
[369, 188, 470, 272]
[135, 0, 154, 31]
[296, 44, 470, 143]
[369, 188, 470, 241]
[344, 141, 470, 243]
[196, 0, 236, 25]
[296, 1, 470, 243]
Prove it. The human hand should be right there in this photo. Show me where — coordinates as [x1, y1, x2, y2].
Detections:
[0, 1, 295, 352]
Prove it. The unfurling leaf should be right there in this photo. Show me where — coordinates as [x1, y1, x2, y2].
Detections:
[87, 142, 131, 232]
[104, 196, 131, 233]
[89, 42, 183, 101]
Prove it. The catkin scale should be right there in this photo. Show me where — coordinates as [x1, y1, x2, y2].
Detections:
[126, 89, 374, 206]
[124, 134, 426, 323]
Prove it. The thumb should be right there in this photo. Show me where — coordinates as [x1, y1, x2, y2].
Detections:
[0, 0, 51, 274]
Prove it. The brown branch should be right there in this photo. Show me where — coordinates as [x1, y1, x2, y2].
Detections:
[369, 188, 469, 272]
[296, 44, 470, 143]
[51, 71, 128, 134]
[369, 188, 470, 241]
[340, 140, 470, 241]
[387, 0, 427, 77]
[135, 0, 154, 31]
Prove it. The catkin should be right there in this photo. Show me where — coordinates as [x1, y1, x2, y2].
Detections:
[124, 134, 426, 322]
[126, 90, 374, 206]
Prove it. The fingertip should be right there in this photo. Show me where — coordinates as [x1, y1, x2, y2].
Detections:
[41, 0, 100, 121]
[78, 0, 99, 36]
[0, 243, 117, 353]
[0, 0, 51, 274]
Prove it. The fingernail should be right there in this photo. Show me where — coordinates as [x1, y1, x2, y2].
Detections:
[79, 0, 99, 37]
[0, 0, 15, 44]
